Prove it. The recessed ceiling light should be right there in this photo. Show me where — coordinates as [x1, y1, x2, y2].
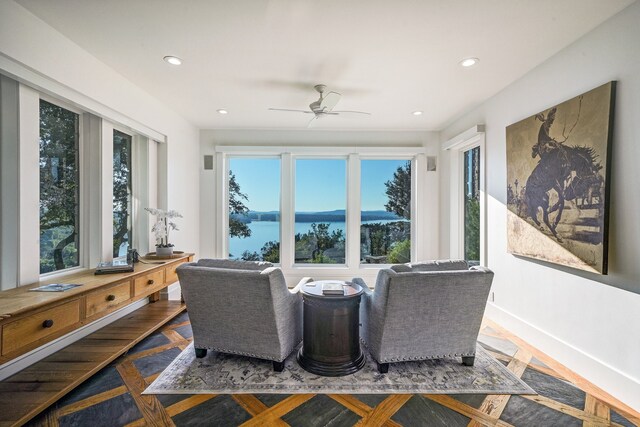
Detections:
[217, 109, 228, 115]
[460, 57, 479, 68]
[412, 111, 423, 116]
[163, 56, 182, 66]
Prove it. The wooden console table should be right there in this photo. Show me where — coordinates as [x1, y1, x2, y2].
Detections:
[0, 253, 193, 426]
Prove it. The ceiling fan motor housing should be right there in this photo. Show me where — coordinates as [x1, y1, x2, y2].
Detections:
[309, 100, 323, 113]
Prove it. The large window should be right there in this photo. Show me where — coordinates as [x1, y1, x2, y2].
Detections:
[39, 100, 80, 274]
[3, 80, 156, 285]
[113, 130, 133, 258]
[294, 159, 347, 264]
[228, 158, 281, 262]
[360, 160, 411, 264]
[217, 147, 427, 273]
[445, 126, 485, 265]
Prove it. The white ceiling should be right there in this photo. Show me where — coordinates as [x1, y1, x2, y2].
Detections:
[16, 0, 635, 131]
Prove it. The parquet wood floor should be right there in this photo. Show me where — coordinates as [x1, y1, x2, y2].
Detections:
[24, 313, 640, 426]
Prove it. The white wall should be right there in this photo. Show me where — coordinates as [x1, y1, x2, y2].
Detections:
[199, 129, 440, 284]
[440, 2, 640, 410]
[0, 1, 201, 267]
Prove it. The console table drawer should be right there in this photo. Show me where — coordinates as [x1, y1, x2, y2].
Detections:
[165, 261, 186, 284]
[133, 270, 165, 296]
[2, 299, 81, 355]
[86, 281, 131, 318]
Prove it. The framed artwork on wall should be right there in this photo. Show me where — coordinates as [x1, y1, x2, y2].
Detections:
[506, 81, 616, 274]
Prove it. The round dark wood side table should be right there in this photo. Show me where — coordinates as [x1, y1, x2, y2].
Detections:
[297, 280, 366, 376]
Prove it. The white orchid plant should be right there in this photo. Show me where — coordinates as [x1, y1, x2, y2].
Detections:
[145, 208, 183, 248]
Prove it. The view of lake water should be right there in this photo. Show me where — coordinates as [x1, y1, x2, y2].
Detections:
[229, 219, 405, 257]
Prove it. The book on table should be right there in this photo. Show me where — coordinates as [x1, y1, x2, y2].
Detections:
[322, 281, 345, 295]
[95, 259, 134, 275]
[30, 283, 82, 292]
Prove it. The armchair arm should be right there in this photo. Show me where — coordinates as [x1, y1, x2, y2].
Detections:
[290, 277, 314, 294]
[353, 277, 373, 348]
[352, 277, 372, 294]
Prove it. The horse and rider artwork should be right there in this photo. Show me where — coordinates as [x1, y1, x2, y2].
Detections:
[506, 81, 615, 274]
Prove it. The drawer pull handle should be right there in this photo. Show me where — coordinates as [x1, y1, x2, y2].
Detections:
[147, 279, 155, 285]
[42, 319, 54, 328]
[106, 294, 116, 301]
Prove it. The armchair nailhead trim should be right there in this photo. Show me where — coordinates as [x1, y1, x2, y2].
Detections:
[360, 337, 475, 363]
[380, 352, 475, 363]
[204, 347, 281, 361]
[201, 340, 302, 363]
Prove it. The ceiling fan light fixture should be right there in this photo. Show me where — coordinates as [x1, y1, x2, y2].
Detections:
[217, 109, 228, 115]
[163, 55, 182, 66]
[412, 111, 423, 116]
[460, 57, 479, 68]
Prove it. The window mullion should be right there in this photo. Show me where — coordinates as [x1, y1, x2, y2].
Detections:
[82, 113, 104, 267]
[346, 154, 360, 269]
[216, 152, 227, 259]
[100, 121, 114, 261]
[412, 154, 426, 262]
[131, 135, 149, 255]
[280, 153, 294, 268]
[1, 76, 20, 290]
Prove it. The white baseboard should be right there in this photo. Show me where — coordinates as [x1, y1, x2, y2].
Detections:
[486, 303, 640, 412]
[0, 298, 149, 381]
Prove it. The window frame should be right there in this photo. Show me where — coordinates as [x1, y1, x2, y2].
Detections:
[358, 156, 414, 267]
[292, 155, 349, 267]
[226, 155, 282, 263]
[1, 70, 161, 287]
[112, 127, 135, 259]
[442, 126, 487, 266]
[38, 95, 85, 278]
[213, 146, 429, 279]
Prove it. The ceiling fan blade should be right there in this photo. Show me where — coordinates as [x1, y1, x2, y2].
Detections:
[306, 115, 320, 128]
[333, 110, 372, 117]
[269, 108, 314, 114]
[320, 91, 341, 112]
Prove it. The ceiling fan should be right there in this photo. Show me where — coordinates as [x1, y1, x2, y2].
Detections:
[269, 84, 371, 126]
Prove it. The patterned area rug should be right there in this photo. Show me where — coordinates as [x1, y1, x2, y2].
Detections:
[144, 344, 535, 395]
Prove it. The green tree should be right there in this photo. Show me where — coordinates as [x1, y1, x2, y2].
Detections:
[240, 250, 260, 261]
[384, 161, 411, 220]
[464, 198, 480, 262]
[361, 221, 410, 258]
[293, 223, 345, 263]
[228, 171, 251, 238]
[260, 241, 280, 263]
[387, 239, 411, 263]
[112, 131, 132, 257]
[39, 100, 80, 273]
[310, 223, 343, 257]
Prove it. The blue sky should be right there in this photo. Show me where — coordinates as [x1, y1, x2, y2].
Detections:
[229, 158, 408, 212]
[361, 159, 408, 211]
[230, 158, 280, 211]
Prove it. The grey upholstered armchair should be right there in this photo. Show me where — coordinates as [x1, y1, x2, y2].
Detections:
[176, 259, 312, 371]
[353, 260, 494, 373]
